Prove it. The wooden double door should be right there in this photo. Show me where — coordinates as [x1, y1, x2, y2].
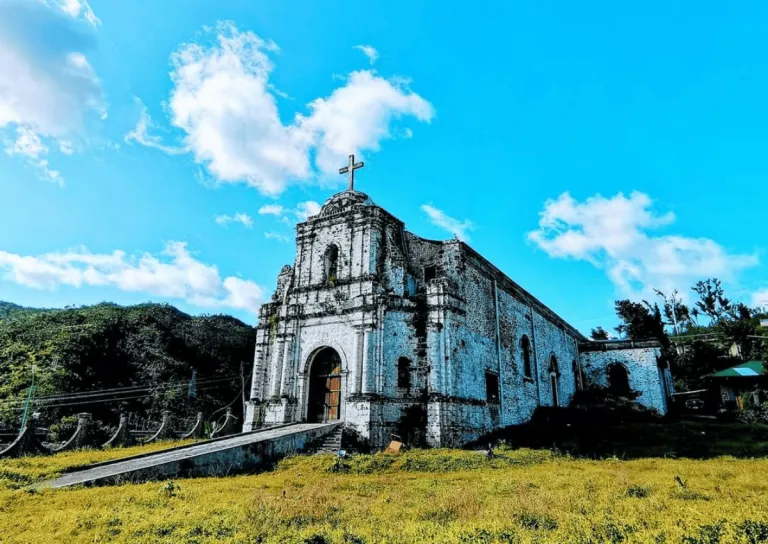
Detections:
[307, 347, 342, 423]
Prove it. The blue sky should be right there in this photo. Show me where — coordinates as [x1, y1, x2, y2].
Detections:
[0, 0, 766, 335]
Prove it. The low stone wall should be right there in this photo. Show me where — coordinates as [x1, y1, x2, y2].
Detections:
[44, 422, 341, 488]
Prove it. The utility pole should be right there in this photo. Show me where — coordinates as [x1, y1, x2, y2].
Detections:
[20, 363, 35, 432]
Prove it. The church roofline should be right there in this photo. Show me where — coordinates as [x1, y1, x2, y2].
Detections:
[292, 183, 585, 342]
[456, 241, 588, 342]
[579, 339, 663, 352]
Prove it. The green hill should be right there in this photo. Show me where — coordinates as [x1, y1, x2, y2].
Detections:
[0, 301, 256, 427]
[0, 301, 47, 318]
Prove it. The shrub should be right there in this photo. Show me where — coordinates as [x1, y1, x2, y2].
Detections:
[734, 519, 768, 544]
[738, 400, 768, 425]
[626, 484, 651, 498]
[514, 512, 558, 531]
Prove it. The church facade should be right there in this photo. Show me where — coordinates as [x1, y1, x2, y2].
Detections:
[243, 161, 673, 448]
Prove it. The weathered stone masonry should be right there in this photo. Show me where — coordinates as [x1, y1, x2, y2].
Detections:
[243, 187, 672, 448]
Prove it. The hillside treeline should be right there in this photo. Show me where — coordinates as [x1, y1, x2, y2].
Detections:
[0, 302, 256, 428]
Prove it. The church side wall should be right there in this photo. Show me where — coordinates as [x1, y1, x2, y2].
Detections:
[495, 291, 539, 423]
[424, 247, 582, 447]
[580, 347, 669, 415]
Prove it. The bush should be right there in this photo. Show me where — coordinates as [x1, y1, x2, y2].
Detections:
[626, 484, 651, 498]
[48, 415, 113, 445]
[738, 399, 768, 425]
[48, 415, 78, 443]
[340, 427, 370, 454]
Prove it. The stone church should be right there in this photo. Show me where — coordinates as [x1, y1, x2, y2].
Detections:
[243, 156, 673, 448]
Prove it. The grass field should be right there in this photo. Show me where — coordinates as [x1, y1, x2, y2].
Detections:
[1, 423, 768, 543]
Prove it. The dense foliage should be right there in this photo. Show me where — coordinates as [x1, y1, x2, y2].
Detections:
[593, 279, 768, 392]
[0, 301, 255, 428]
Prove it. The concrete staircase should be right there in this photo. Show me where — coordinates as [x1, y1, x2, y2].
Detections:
[311, 426, 343, 453]
[39, 422, 341, 489]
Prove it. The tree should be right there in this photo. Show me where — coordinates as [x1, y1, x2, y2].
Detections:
[692, 279, 731, 324]
[0, 302, 256, 426]
[675, 340, 739, 390]
[614, 299, 668, 346]
[654, 289, 691, 335]
[590, 327, 610, 341]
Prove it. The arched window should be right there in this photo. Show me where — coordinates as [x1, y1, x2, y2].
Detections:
[572, 359, 583, 391]
[397, 357, 411, 389]
[485, 371, 500, 403]
[520, 335, 532, 379]
[324, 244, 339, 284]
[548, 354, 559, 376]
[608, 363, 631, 396]
[548, 354, 560, 407]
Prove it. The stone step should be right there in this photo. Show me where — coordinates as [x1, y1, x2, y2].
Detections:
[311, 427, 343, 454]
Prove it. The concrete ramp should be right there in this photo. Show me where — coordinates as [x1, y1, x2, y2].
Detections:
[41, 422, 340, 489]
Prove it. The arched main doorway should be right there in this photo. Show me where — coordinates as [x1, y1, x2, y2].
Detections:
[307, 347, 342, 423]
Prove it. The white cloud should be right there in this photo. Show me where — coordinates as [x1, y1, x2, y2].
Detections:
[264, 231, 291, 243]
[294, 200, 321, 221]
[297, 70, 435, 175]
[421, 204, 474, 242]
[0, 241, 265, 313]
[58, 140, 74, 155]
[752, 288, 768, 308]
[53, 0, 100, 26]
[354, 44, 379, 65]
[527, 191, 759, 299]
[0, 0, 106, 180]
[257, 204, 285, 216]
[257, 200, 321, 223]
[4, 126, 63, 185]
[125, 98, 185, 155]
[214, 213, 254, 228]
[134, 23, 433, 196]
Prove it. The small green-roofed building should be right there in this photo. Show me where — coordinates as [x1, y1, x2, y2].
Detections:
[709, 361, 766, 408]
[710, 361, 766, 379]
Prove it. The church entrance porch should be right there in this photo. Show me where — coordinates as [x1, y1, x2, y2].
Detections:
[306, 347, 343, 423]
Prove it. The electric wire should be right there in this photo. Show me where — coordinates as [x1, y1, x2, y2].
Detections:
[0, 374, 240, 407]
[3, 381, 233, 411]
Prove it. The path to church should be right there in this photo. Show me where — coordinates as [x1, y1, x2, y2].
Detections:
[40, 422, 338, 489]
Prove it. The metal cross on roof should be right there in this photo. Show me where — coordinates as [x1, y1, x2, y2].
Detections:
[339, 154, 364, 191]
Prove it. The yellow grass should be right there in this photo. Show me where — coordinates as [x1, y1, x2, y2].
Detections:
[0, 439, 196, 489]
[1, 447, 767, 543]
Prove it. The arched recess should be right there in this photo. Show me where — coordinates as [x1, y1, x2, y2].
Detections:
[607, 363, 631, 396]
[306, 347, 343, 422]
[572, 359, 583, 391]
[548, 354, 560, 407]
[520, 335, 532, 379]
[324, 244, 339, 284]
[397, 357, 411, 389]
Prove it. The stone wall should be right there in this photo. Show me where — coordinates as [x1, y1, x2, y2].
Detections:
[579, 341, 670, 415]
[411, 240, 585, 447]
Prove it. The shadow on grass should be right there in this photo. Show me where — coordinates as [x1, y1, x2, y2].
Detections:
[469, 407, 768, 459]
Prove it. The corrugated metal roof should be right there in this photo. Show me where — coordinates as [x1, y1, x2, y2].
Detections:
[710, 361, 766, 378]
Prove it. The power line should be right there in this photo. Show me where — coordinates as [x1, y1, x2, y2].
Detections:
[0, 374, 240, 407]
[2, 381, 233, 412]
[0, 375, 239, 406]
